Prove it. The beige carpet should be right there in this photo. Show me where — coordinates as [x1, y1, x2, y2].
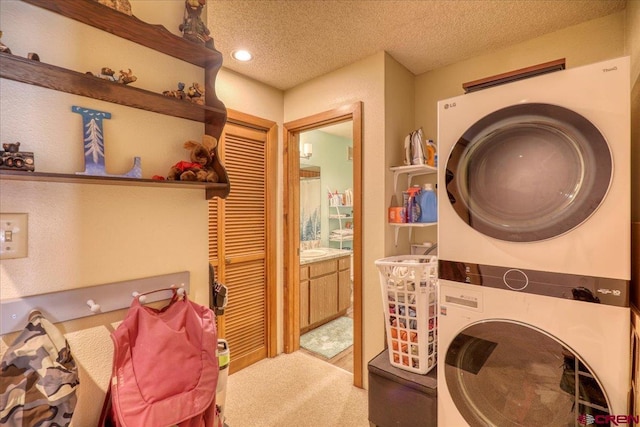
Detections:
[223, 351, 370, 427]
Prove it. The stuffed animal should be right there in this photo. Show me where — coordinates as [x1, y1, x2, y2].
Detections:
[118, 68, 137, 85]
[167, 135, 219, 182]
[163, 82, 186, 100]
[186, 82, 205, 105]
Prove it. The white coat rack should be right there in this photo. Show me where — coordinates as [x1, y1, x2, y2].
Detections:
[0, 271, 189, 335]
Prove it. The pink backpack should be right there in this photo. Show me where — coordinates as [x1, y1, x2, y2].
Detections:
[100, 290, 219, 427]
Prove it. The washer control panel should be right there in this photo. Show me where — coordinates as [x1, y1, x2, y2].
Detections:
[438, 259, 629, 307]
[503, 269, 528, 291]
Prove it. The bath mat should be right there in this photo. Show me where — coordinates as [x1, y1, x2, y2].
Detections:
[300, 317, 353, 359]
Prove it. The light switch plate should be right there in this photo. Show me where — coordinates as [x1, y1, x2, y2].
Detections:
[0, 213, 28, 259]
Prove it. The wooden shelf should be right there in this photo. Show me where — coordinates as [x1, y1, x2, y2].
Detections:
[22, 0, 222, 68]
[0, 52, 226, 124]
[0, 170, 230, 200]
[2, 0, 231, 199]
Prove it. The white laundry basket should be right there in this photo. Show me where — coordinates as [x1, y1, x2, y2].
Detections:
[375, 255, 438, 374]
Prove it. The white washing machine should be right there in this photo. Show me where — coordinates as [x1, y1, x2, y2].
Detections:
[437, 56, 630, 280]
[438, 279, 631, 427]
[435, 57, 633, 426]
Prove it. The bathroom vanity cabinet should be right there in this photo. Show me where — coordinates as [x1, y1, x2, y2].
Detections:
[300, 255, 351, 332]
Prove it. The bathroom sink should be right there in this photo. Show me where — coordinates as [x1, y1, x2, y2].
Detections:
[300, 249, 328, 258]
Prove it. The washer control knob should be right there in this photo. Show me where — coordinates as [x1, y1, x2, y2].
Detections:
[503, 269, 528, 291]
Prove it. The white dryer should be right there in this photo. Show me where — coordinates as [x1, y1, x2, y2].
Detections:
[437, 57, 630, 280]
[435, 57, 633, 426]
[438, 278, 631, 427]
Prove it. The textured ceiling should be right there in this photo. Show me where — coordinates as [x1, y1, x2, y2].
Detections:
[208, 0, 626, 91]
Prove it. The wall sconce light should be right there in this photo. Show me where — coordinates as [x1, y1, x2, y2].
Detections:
[300, 143, 313, 159]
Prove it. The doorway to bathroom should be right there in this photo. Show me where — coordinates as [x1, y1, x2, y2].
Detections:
[283, 102, 363, 387]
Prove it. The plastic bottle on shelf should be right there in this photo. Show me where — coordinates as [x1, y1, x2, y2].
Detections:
[425, 140, 437, 167]
[417, 183, 437, 223]
[406, 185, 422, 223]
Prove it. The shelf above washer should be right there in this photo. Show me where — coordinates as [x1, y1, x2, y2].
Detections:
[390, 164, 437, 192]
[389, 222, 437, 245]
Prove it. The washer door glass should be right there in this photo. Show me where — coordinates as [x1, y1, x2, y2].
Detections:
[445, 320, 611, 427]
[445, 103, 612, 242]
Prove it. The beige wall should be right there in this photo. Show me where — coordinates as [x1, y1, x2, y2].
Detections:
[383, 54, 421, 252]
[284, 52, 388, 387]
[628, 0, 640, 85]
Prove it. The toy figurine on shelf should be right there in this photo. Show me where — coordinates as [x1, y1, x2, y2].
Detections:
[166, 135, 219, 182]
[118, 68, 137, 85]
[90, 67, 118, 82]
[179, 0, 214, 49]
[86, 67, 137, 85]
[0, 31, 11, 54]
[163, 82, 186, 100]
[0, 142, 35, 172]
[186, 82, 205, 105]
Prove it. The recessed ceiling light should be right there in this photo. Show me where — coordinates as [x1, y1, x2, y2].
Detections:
[231, 50, 253, 62]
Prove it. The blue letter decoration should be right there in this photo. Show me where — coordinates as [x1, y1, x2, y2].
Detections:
[72, 106, 141, 178]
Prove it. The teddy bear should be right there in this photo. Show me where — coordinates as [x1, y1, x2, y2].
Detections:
[166, 134, 219, 182]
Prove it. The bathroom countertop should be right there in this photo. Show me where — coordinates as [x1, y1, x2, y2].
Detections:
[300, 248, 352, 265]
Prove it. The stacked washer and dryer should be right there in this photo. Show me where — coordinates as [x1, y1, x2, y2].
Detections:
[436, 57, 632, 426]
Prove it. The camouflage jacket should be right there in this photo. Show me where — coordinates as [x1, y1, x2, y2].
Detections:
[0, 312, 79, 426]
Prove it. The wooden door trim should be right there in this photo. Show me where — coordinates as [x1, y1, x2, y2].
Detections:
[225, 108, 278, 358]
[283, 102, 363, 388]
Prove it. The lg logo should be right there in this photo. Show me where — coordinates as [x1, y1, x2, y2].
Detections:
[444, 102, 457, 109]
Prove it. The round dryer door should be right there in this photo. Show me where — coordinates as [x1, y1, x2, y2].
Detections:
[444, 320, 611, 426]
[445, 103, 612, 242]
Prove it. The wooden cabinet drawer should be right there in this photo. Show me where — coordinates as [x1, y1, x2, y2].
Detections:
[309, 259, 337, 278]
[338, 255, 350, 271]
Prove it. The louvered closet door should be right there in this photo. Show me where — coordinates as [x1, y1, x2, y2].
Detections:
[209, 121, 269, 373]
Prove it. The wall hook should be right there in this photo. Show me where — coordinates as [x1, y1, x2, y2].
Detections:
[171, 283, 186, 298]
[86, 299, 101, 313]
[28, 309, 43, 321]
[132, 291, 147, 303]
